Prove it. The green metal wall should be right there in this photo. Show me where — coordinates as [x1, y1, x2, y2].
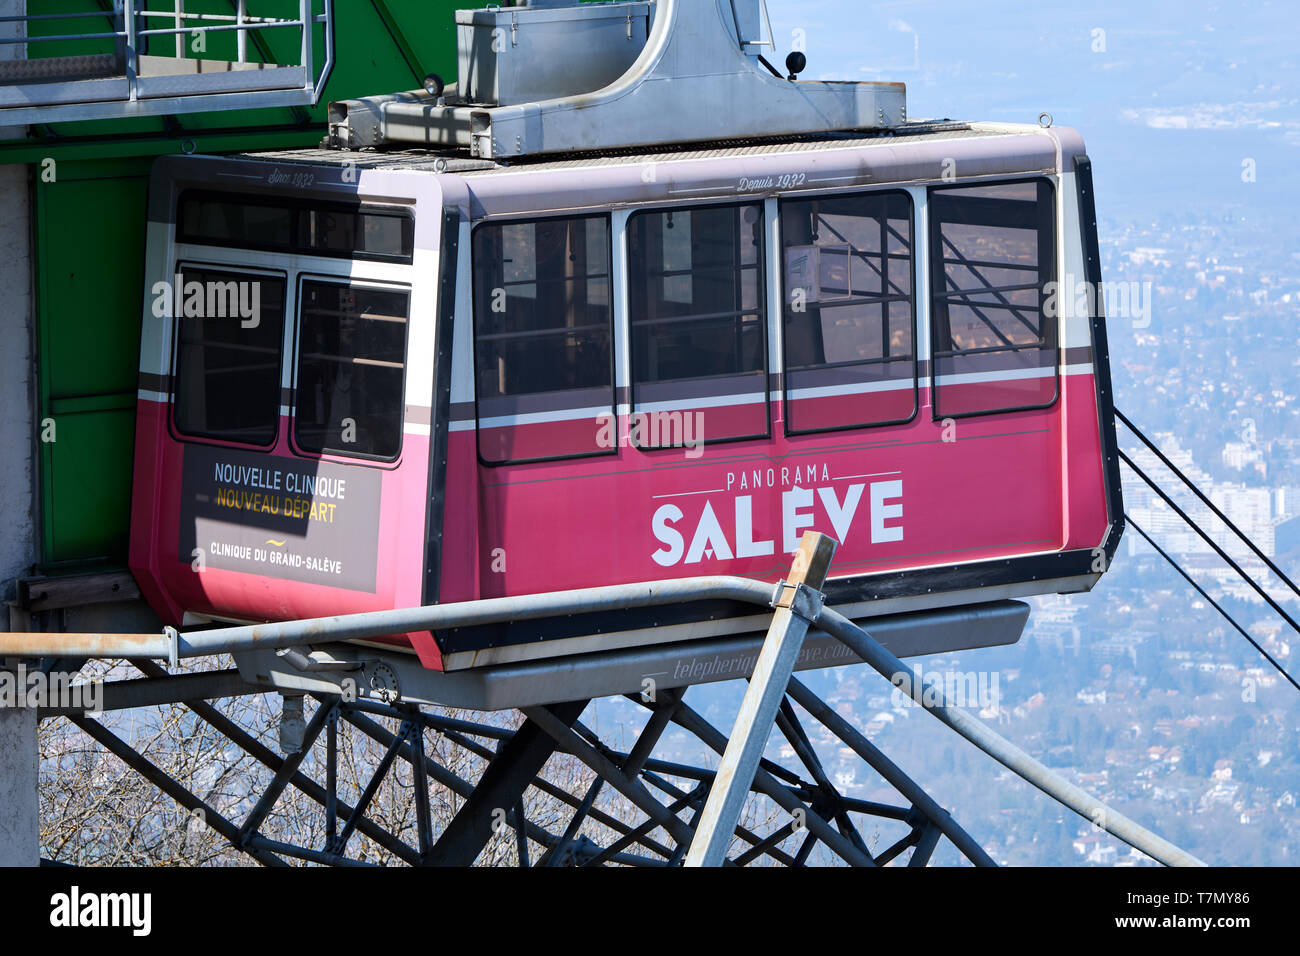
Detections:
[34, 159, 150, 568]
[15, 1, 466, 571]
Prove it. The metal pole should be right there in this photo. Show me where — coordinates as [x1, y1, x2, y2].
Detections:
[0, 575, 784, 660]
[814, 606, 1207, 867]
[0, 705, 38, 866]
[313, 0, 335, 102]
[407, 717, 433, 859]
[325, 708, 338, 850]
[424, 701, 586, 866]
[523, 705, 697, 848]
[299, 0, 311, 83]
[513, 800, 529, 867]
[333, 733, 404, 853]
[785, 676, 996, 866]
[684, 532, 836, 867]
[123, 0, 137, 101]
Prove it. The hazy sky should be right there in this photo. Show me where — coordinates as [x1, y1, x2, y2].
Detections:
[767, 0, 1300, 224]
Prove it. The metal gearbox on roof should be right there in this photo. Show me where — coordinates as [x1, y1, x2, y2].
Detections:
[325, 0, 907, 156]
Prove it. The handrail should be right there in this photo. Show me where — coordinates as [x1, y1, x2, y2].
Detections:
[0, 0, 333, 125]
[0, 7, 308, 48]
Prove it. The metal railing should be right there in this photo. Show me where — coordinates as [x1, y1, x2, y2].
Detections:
[0, 0, 333, 126]
[0, 533, 1204, 867]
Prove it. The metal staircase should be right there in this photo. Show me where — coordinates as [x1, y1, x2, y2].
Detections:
[0, 1, 333, 126]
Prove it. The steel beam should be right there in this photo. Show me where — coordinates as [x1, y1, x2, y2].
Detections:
[664, 697, 875, 867]
[39, 668, 258, 717]
[774, 697, 871, 859]
[523, 707, 697, 848]
[237, 700, 335, 846]
[69, 714, 287, 867]
[812, 608, 1207, 867]
[685, 532, 836, 867]
[407, 716, 434, 859]
[908, 823, 943, 867]
[335, 698, 667, 866]
[332, 732, 404, 854]
[424, 700, 587, 866]
[126, 665, 420, 865]
[388, 707, 677, 858]
[785, 676, 995, 866]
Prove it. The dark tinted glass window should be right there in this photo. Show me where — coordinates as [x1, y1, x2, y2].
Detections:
[929, 180, 1057, 417]
[298, 207, 414, 261]
[178, 191, 414, 263]
[294, 280, 410, 460]
[472, 215, 614, 464]
[173, 267, 287, 446]
[179, 195, 292, 250]
[781, 191, 915, 433]
[628, 203, 768, 447]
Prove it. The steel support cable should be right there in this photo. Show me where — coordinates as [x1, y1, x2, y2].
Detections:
[1125, 515, 1300, 694]
[1118, 448, 1300, 640]
[1117, 407, 1300, 602]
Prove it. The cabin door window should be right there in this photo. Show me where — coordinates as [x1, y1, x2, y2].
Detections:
[779, 190, 916, 433]
[627, 202, 769, 448]
[471, 214, 615, 465]
[928, 180, 1058, 417]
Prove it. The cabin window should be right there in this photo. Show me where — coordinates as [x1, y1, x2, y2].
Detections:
[472, 214, 614, 464]
[172, 266, 287, 447]
[780, 191, 915, 433]
[298, 206, 414, 262]
[294, 279, 410, 461]
[178, 194, 293, 251]
[177, 190, 415, 264]
[929, 179, 1057, 417]
[628, 202, 768, 448]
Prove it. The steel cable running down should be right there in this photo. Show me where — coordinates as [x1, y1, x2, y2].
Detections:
[1115, 408, 1300, 694]
[1125, 514, 1299, 694]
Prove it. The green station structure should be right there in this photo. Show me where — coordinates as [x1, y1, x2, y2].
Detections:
[0, 1, 467, 864]
[0, 2, 466, 596]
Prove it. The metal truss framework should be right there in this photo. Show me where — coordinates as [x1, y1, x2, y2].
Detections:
[25, 532, 1202, 868]
[52, 671, 993, 868]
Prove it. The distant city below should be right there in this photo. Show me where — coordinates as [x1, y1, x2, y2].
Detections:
[703, 0, 1300, 865]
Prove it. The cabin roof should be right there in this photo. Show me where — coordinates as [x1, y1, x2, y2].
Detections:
[237, 121, 1055, 177]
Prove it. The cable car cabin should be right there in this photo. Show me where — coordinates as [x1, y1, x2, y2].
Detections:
[128, 123, 1123, 672]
